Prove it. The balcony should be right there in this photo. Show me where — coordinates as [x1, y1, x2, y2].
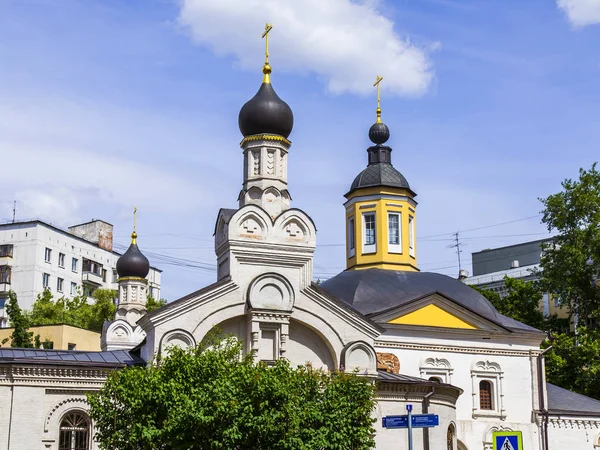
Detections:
[0, 282, 10, 293]
[82, 271, 103, 286]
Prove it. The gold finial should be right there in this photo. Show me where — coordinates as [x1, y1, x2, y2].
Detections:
[374, 75, 384, 123]
[261, 23, 273, 83]
[131, 206, 137, 244]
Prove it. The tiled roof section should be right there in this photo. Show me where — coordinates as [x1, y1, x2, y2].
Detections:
[320, 269, 543, 334]
[350, 163, 410, 192]
[547, 383, 600, 416]
[377, 370, 435, 384]
[0, 349, 144, 368]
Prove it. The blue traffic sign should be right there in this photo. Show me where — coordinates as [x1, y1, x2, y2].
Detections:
[492, 431, 522, 450]
[382, 414, 439, 429]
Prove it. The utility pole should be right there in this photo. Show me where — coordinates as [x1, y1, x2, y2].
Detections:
[449, 231, 463, 274]
[12, 201, 16, 223]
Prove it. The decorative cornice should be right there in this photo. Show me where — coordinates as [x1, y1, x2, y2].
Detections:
[375, 340, 541, 357]
[117, 276, 148, 283]
[240, 134, 291, 147]
[0, 365, 113, 386]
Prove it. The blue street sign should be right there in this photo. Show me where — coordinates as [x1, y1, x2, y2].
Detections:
[382, 414, 439, 429]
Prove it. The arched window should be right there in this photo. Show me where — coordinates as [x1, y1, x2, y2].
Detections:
[59, 411, 90, 450]
[429, 376, 442, 383]
[479, 380, 493, 410]
[447, 423, 455, 450]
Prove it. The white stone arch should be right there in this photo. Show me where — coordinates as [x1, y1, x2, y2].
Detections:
[233, 206, 271, 239]
[274, 209, 316, 245]
[420, 357, 453, 384]
[287, 318, 337, 371]
[159, 329, 196, 357]
[483, 425, 514, 450]
[105, 320, 133, 341]
[192, 303, 247, 344]
[341, 340, 377, 376]
[45, 397, 90, 433]
[247, 273, 295, 311]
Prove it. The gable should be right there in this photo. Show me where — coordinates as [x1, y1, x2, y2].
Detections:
[370, 292, 507, 332]
[387, 303, 478, 330]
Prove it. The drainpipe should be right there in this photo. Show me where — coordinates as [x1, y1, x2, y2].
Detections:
[7, 385, 14, 450]
[537, 346, 553, 450]
[422, 387, 435, 450]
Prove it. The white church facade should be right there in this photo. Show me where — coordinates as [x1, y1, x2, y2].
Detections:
[1, 28, 600, 450]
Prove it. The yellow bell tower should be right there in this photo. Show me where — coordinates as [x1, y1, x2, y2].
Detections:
[345, 76, 418, 272]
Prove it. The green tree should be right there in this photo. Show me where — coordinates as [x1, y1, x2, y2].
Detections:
[538, 162, 600, 320]
[145, 295, 167, 313]
[544, 327, 600, 400]
[88, 334, 376, 450]
[5, 291, 35, 348]
[474, 276, 546, 330]
[28, 289, 117, 332]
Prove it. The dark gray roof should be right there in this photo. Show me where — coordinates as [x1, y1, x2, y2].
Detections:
[377, 370, 437, 384]
[0, 349, 144, 368]
[349, 163, 410, 192]
[547, 383, 600, 416]
[320, 269, 542, 333]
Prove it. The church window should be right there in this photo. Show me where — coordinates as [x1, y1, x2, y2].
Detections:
[388, 212, 402, 253]
[362, 212, 376, 254]
[479, 380, 493, 410]
[429, 376, 442, 383]
[447, 423, 455, 450]
[59, 411, 90, 450]
[408, 215, 415, 257]
[348, 217, 355, 257]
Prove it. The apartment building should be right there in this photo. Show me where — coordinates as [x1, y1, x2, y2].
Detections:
[0, 219, 161, 326]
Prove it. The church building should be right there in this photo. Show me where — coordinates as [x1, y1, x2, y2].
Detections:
[1, 25, 600, 450]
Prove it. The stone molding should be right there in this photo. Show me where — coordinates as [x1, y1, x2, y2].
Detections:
[0, 365, 111, 387]
[375, 340, 540, 357]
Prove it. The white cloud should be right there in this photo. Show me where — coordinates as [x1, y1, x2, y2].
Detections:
[557, 0, 600, 27]
[177, 0, 435, 97]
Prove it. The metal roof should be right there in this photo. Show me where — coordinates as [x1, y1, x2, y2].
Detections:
[349, 163, 411, 192]
[0, 349, 144, 368]
[547, 383, 600, 416]
[377, 370, 436, 384]
[320, 268, 542, 333]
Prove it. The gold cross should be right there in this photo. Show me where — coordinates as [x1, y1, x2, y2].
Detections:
[374, 75, 383, 123]
[262, 23, 273, 64]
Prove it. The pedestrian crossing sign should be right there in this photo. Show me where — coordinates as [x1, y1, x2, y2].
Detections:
[492, 431, 523, 450]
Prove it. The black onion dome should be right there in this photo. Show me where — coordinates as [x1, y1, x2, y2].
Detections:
[238, 82, 294, 138]
[116, 236, 150, 279]
[369, 122, 390, 144]
[350, 163, 411, 192]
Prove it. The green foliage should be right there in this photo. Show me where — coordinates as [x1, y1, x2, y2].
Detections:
[5, 291, 35, 348]
[28, 288, 117, 332]
[145, 295, 167, 313]
[88, 335, 376, 450]
[538, 162, 600, 320]
[544, 327, 600, 400]
[474, 277, 546, 330]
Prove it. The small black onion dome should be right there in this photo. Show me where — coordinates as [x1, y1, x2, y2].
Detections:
[116, 233, 150, 279]
[238, 82, 294, 138]
[350, 163, 411, 192]
[369, 122, 390, 144]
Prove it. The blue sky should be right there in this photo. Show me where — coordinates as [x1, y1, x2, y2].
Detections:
[0, 0, 599, 300]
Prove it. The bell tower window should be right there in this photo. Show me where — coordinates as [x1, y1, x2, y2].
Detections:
[362, 212, 376, 254]
[409, 215, 415, 257]
[388, 212, 402, 253]
[348, 217, 355, 257]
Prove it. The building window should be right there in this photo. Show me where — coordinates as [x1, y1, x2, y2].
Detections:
[59, 411, 90, 450]
[71, 282, 78, 296]
[420, 357, 453, 384]
[408, 216, 415, 257]
[388, 212, 402, 253]
[429, 376, 442, 383]
[42, 273, 50, 289]
[479, 380, 493, 410]
[44, 247, 52, 263]
[68, 343, 76, 351]
[447, 424, 455, 450]
[112, 270, 118, 283]
[72, 258, 78, 273]
[0, 244, 13, 257]
[348, 217, 355, 257]
[101, 268, 107, 283]
[57, 278, 64, 293]
[362, 212, 376, 254]
[82, 259, 102, 276]
[471, 360, 505, 419]
[0, 266, 11, 284]
[58, 253, 65, 268]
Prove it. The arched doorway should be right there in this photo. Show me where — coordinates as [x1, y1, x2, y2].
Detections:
[447, 423, 456, 450]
